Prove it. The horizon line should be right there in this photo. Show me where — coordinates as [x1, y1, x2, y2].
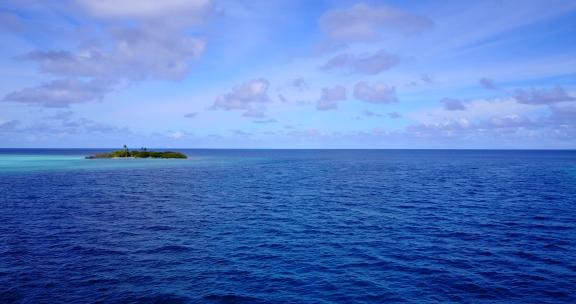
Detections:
[1, 147, 575, 151]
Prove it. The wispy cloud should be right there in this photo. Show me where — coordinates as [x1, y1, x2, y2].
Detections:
[319, 3, 433, 44]
[514, 86, 575, 105]
[3, 78, 115, 108]
[320, 50, 400, 75]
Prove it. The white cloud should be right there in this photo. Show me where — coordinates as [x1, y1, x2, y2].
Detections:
[212, 78, 271, 111]
[3, 78, 115, 108]
[168, 131, 185, 139]
[403, 97, 576, 140]
[22, 27, 206, 81]
[320, 50, 400, 75]
[404, 108, 576, 140]
[9, 1, 210, 108]
[319, 3, 433, 44]
[410, 97, 544, 125]
[353, 82, 397, 104]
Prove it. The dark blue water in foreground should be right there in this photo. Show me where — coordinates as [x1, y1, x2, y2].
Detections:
[1, 149, 575, 303]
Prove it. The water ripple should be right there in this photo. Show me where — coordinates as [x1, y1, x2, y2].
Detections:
[1, 150, 575, 303]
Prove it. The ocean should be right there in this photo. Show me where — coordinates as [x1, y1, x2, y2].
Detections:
[1, 149, 575, 303]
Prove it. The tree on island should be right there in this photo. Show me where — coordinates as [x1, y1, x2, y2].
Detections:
[86, 146, 187, 159]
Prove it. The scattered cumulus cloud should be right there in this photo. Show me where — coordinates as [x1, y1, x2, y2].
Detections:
[7, 0, 210, 109]
[317, 85, 346, 111]
[3, 1, 576, 148]
[406, 97, 576, 141]
[320, 50, 400, 75]
[412, 98, 542, 126]
[319, 3, 433, 44]
[406, 118, 471, 138]
[441, 97, 467, 111]
[405, 109, 576, 140]
[212, 78, 271, 111]
[21, 27, 207, 81]
[354, 82, 398, 104]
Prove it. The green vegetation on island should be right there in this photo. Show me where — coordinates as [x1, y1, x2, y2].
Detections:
[86, 145, 187, 159]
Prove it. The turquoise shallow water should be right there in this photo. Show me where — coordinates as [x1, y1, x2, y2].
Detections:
[1, 149, 576, 303]
[0, 154, 192, 173]
[0, 150, 241, 174]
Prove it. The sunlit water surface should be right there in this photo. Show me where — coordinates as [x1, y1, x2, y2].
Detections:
[1, 149, 575, 303]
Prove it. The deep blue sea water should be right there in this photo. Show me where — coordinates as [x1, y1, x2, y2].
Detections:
[1, 149, 575, 303]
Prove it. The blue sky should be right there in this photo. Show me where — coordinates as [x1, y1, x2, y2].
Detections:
[0, 0, 575, 148]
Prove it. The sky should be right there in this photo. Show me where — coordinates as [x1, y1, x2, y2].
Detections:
[0, 0, 575, 149]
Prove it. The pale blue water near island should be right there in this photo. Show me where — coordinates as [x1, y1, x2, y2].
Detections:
[1, 149, 575, 303]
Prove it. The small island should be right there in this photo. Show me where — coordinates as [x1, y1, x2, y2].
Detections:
[86, 146, 187, 159]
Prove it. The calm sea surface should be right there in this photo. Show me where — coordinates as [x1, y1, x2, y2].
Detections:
[1, 149, 575, 303]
